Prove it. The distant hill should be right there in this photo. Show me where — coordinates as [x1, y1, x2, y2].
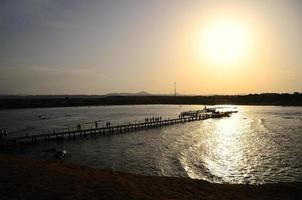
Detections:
[0, 91, 176, 99]
[0, 91, 153, 99]
[0, 93, 301, 109]
[104, 91, 152, 96]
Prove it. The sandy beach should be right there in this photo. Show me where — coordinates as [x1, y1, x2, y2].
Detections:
[0, 155, 300, 200]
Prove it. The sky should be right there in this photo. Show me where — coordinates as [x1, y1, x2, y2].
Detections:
[0, 0, 301, 95]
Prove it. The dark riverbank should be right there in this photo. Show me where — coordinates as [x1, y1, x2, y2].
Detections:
[0, 155, 301, 200]
[0, 93, 301, 109]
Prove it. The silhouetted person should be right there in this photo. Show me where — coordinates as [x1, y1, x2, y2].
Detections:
[106, 122, 110, 127]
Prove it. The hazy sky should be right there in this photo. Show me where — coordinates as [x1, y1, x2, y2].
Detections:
[0, 0, 301, 95]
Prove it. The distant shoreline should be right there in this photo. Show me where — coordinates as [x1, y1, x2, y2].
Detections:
[0, 93, 301, 110]
[0, 155, 300, 200]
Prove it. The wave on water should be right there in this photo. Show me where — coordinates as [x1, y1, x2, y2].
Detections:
[248, 118, 271, 133]
[178, 148, 225, 183]
[177, 125, 224, 183]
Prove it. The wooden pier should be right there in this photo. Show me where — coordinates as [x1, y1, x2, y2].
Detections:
[0, 111, 233, 147]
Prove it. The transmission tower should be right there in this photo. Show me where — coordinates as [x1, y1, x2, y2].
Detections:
[174, 82, 176, 96]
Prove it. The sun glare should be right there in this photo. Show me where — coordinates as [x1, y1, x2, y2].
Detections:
[200, 20, 250, 65]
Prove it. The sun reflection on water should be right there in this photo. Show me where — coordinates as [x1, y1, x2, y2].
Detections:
[203, 116, 246, 183]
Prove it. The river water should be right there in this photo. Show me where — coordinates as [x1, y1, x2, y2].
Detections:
[0, 105, 301, 184]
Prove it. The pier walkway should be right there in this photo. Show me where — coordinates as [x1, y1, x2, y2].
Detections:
[0, 110, 233, 147]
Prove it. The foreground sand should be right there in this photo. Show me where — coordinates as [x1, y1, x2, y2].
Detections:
[0, 155, 301, 200]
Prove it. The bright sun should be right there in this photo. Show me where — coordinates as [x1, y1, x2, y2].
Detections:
[201, 20, 250, 65]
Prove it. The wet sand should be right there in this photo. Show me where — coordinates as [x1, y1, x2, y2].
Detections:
[0, 155, 301, 200]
